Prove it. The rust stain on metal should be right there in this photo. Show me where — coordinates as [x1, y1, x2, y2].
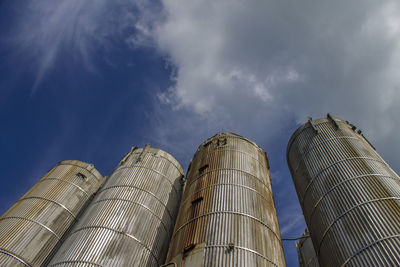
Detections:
[287, 115, 400, 266]
[166, 133, 286, 266]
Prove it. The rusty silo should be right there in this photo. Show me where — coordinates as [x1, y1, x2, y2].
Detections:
[165, 133, 286, 266]
[287, 114, 400, 266]
[296, 229, 319, 267]
[0, 160, 104, 267]
[49, 145, 184, 266]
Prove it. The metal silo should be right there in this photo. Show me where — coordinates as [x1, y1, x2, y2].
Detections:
[0, 160, 104, 267]
[165, 133, 286, 266]
[296, 229, 319, 267]
[49, 145, 184, 266]
[287, 114, 400, 266]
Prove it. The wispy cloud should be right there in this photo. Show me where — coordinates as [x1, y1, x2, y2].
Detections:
[10, 0, 157, 93]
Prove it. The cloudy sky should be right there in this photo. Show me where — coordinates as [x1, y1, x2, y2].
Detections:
[1, 0, 400, 265]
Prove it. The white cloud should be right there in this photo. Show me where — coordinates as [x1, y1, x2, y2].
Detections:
[12, 1, 400, 162]
[136, 0, 400, 171]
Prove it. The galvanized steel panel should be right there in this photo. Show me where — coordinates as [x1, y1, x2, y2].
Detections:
[287, 115, 400, 266]
[166, 133, 286, 266]
[0, 160, 104, 267]
[49, 146, 184, 267]
[296, 229, 319, 267]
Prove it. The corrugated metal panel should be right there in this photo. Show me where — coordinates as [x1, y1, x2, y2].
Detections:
[287, 114, 400, 266]
[165, 133, 286, 266]
[49, 146, 184, 266]
[0, 160, 104, 267]
[296, 229, 319, 267]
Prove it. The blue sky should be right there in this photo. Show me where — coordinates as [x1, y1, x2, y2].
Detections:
[2, 1, 400, 265]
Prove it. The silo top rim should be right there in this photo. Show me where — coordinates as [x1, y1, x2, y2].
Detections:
[132, 146, 184, 176]
[286, 115, 346, 155]
[58, 160, 104, 182]
[199, 132, 263, 151]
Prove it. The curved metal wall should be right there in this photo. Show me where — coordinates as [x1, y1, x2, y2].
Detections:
[49, 145, 184, 266]
[0, 160, 104, 267]
[166, 133, 286, 266]
[296, 229, 319, 267]
[287, 115, 400, 266]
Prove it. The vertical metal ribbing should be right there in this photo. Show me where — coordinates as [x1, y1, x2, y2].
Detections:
[166, 133, 286, 266]
[0, 160, 104, 267]
[49, 146, 184, 267]
[287, 115, 400, 267]
[296, 229, 319, 267]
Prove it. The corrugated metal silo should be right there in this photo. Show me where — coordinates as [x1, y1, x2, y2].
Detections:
[165, 133, 286, 266]
[0, 160, 104, 267]
[49, 145, 184, 266]
[287, 114, 400, 266]
[296, 229, 319, 267]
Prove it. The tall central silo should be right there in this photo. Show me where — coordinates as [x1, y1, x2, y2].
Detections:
[49, 145, 184, 266]
[165, 133, 286, 266]
[287, 114, 400, 266]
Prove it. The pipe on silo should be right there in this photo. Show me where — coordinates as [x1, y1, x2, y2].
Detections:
[165, 133, 286, 266]
[0, 160, 104, 267]
[287, 114, 400, 266]
[49, 145, 184, 266]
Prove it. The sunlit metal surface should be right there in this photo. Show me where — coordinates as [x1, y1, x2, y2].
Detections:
[296, 229, 319, 267]
[0, 160, 104, 267]
[166, 133, 286, 266]
[49, 146, 184, 266]
[287, 115, 400, 266]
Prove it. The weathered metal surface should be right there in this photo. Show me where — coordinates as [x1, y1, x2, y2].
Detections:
[287, 114, 400, 266]
[296, 229, 319, 267]
[49, 145, 184, 266]
[0, 160, 104, 267]
[165, 133, 286, 266]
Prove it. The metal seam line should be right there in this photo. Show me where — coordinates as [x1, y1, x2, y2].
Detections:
[204, 148, 266, 169]
[17, 196, 76, 219]
[117, 150, 183, 176]
[205, 245, 278, 266]
[50, 260, 105, 267]
[301, 156, 389, 204]
[98, 185, 174, 221]
[58, 162, 102, 182]
[223, 135, 261, 148]
[294, 136, 362, 172]
[341, 234, 400, 266]
[0, 248, 31, 267]
[180, 183, 271, 206]
[187, 168, 271, 193]
[317, 197, 400, 255]
[0, 216, 61, 240]
[70, 225, 160, 266]
[154, 154, 184, 175]
[92, 198, 171, 234]
[287, 120, 345, 153]
[112, 165, 179, 195]
[172, 211, 280, 241]
[305, 256, 318, 267]
[308, 174, 398, 222]
[38, 177, 90, 197]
